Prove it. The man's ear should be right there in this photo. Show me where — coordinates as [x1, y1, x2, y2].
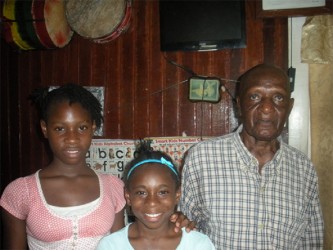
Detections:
[236, 96, 242, 118]
[40, 120, 48, 138]
[288, 98, 295, 117]
[125, 189, 131, 206]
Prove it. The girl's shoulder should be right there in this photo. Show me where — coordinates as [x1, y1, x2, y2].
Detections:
[2, 171, 39, 192]
[181, 228, 210, 240]
[178, 228, 216, 249]
[96, 224, 132, 250]
[97, 172, 124, 186]
[97, 172, 126, 211]
[0, 171, 40, 220]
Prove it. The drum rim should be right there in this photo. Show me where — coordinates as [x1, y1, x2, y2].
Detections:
[2, 0, 35, 50]
[17, 0, 45, 49]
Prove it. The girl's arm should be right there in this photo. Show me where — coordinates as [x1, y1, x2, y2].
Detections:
[1, 209, 27, 249]
[110, 209, 125, 233]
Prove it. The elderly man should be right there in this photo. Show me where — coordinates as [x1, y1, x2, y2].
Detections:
[179, 64, 324, 249]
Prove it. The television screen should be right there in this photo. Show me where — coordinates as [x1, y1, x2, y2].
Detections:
[159, 0, 247, 52]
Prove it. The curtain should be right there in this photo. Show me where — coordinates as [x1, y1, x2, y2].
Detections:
[302, 15, 333, 249]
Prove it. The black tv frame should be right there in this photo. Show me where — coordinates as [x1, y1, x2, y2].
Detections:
[159, 0, 247, 52]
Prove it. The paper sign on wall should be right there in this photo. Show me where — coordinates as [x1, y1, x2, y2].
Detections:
[86, 137, 209, 179]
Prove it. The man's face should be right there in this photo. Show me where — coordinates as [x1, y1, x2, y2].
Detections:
[237, 68, 294, 142]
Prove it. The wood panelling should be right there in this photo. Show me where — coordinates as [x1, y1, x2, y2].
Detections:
[0, 1, 288, 190]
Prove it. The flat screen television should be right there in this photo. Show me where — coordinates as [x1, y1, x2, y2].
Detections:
[159, 0, 247, 52]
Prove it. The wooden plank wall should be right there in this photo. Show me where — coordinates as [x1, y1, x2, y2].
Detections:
[0, 1, 288, 190]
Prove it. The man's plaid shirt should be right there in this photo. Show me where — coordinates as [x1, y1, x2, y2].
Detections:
[179, 125, 323, 250]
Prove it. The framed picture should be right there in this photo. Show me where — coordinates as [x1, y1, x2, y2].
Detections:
[188, 77, 221, 103]
[85, 86, 105, 136]
[256, 0, 333, 18]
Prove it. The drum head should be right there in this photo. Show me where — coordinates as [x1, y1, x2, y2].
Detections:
[93, 1, 132, 44]
[65, 0, 126, 39]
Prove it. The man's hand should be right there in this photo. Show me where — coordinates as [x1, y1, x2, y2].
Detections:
[170, 211, 196, 233]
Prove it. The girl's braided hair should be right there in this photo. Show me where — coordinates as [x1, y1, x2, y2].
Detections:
[124, 140, 180, 189]
[29, 83, 103, 128]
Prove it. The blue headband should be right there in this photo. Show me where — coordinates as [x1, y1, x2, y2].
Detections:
[127, 157, 178, 178]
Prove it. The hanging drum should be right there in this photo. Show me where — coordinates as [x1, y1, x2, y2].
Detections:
[2, 0, 35, 50]
[65, 0, 132, 43]
[32, 0, 73, 49]
[1, 0, 73, 50]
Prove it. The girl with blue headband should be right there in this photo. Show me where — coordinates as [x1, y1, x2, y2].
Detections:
[97, 141, 215, 249]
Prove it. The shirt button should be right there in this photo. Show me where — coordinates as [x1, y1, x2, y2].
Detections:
[259, 223, 264, 229]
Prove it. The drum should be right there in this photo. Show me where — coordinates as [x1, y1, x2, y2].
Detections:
[1, 0, 73, 50]
[2, 0, 35, 50]
[16, 0, 45, 49]
[65, 0, 132, 43]
[32, 0, 73, 49]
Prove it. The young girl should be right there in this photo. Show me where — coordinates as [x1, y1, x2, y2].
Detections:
[0, 83, 126, 249]
[97, 141, 216, 250]
[0, 84, 194, 249]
